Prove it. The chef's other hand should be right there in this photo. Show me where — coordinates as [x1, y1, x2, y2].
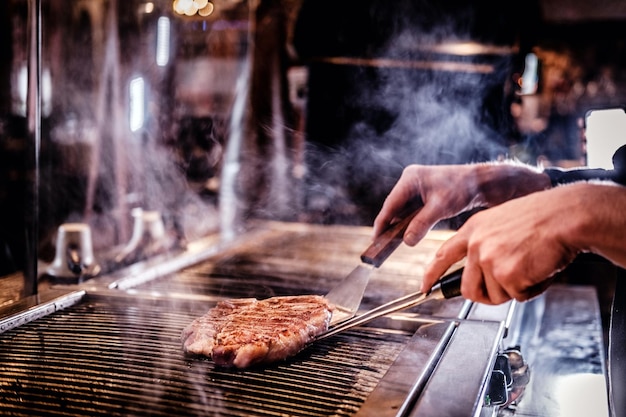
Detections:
[373, 162, 550, 246]
[421, 181, 626, 305]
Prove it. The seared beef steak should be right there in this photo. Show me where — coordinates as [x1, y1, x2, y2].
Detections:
[182, 295, 334, 368]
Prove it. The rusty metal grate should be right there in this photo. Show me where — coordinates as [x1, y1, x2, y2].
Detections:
[0, 296, 411, 417]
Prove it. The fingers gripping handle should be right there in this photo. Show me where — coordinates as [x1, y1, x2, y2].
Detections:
[429, 267, 464, 299]
[360, 213, 417, 267]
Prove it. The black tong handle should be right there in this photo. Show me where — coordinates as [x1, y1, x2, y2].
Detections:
[432, 267, 464, 299]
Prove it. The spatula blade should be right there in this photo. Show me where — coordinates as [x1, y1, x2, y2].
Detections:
[325, 264, 373, 326]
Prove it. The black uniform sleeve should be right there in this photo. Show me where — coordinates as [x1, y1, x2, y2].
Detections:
[543, 144, 626, 186]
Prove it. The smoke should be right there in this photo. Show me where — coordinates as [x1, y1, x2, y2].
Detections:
[295, 1, 519, 225]
[301, 59, 511, 224]
[125, 133, 221, 243]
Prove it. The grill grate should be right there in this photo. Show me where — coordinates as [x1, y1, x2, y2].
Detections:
[0, 297, 411, 417]
[122, 224, 456, 314]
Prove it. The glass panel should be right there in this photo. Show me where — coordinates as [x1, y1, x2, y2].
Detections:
[0, 0, 253, 282]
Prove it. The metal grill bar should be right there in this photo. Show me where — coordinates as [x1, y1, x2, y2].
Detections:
[0, 298, 411, 417]
[117, 225, 460, 318]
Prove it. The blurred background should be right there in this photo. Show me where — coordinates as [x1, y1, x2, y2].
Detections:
[1, 0, 625, 284]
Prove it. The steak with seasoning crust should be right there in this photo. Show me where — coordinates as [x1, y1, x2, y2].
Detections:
[181, 295, 334, 368]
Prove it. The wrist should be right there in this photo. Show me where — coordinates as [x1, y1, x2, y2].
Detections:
[567, 182, 626, 256]
[543, 168, 565, 187]
[475, 162, 550, 207]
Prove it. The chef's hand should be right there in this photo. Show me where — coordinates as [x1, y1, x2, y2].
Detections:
[373, 162, 551, 246]
[420, 181, 626, 305]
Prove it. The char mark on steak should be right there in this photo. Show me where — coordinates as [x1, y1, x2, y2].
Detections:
[181, 295, 334, 368]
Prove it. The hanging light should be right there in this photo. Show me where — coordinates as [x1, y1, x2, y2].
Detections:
[198, 2, 214, 17]
[173, 0, 214, 17]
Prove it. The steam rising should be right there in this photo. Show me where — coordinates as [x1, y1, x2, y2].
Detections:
[39, 0, 525, 260]
[39, 0, 225, 260]
[296, 1, 517, 224]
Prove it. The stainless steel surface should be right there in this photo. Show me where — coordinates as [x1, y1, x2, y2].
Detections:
[500, 284, 609, 417]
[23, 0, 42, 298]
[408, 320, 507, 417]
[46, 223, 101, 279]
[0, 289, 85, 333]
[357, 319, 506, 417]
[325, 264, 373, 326]
[468, 283, 609, 417]
[609, 270, 626, 417]
[114, 208, 173, 264]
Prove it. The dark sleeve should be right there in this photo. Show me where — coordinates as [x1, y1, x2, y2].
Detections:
[543, 144, 626, 186]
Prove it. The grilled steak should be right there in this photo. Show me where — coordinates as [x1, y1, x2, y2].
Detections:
[181, 295, 334, 368]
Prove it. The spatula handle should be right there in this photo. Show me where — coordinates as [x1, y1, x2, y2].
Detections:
[360, 209, 420, 267]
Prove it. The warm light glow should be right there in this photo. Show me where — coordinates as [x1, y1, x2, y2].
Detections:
[184, 3, 199, 16]
[144, 2, 155, 13]
[173, 0, 214, 17]
[426, 41, 515, 56]
[173, 0, 183, 14]
[198, 2, 214, 16]
[178, 0, 193, 10]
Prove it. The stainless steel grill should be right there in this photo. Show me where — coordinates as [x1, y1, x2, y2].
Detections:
[0, 221, 610, 417]
[0, 293, 415, 417]
[105, 221, 459, 315]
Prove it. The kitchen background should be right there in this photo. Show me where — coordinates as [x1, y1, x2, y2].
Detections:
[0, 0, 625, 283]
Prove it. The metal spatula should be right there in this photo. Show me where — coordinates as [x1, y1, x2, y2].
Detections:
[325, 211, 419, 326]
[325, 264, 373, 326]
[318, 267, 463, 340]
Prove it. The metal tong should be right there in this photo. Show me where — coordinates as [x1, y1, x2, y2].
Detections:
[324, 209, 424, 326]
[317, 267, 463, 340]
[318, 206, 463, 341]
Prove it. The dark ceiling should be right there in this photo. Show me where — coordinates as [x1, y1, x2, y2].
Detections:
[541, 0, 626, 21]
